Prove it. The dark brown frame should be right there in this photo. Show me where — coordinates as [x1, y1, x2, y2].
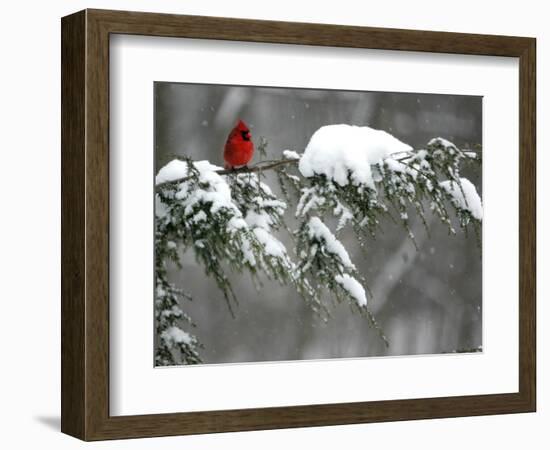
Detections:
[61, 9, 536, 441]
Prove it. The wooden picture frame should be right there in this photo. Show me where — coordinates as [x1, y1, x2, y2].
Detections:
[61, 9, 536, 441]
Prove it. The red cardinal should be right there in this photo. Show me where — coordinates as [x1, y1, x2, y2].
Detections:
[223, 120, 254, 169]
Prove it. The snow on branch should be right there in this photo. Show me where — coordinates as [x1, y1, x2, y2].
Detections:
[291, 125, 482, 240]
[335, 274, 368, 307]
[440, 178, 483, 221]
[301, 216, 355, 272]
[296, 216, 365, 307]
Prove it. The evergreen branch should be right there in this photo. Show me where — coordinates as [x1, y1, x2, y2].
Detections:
[155, 148, 452, 191]
[155, 136, 482, 365]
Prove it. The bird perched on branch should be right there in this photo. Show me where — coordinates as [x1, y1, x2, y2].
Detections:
[224, 119, 254, 169]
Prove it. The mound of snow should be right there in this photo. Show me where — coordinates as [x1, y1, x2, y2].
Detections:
[299, 124, 412, 187]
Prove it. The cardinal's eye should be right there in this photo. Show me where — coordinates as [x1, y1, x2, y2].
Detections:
[241, 130, 250, 141]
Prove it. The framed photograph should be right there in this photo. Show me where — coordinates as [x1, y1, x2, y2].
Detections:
[61, 9, 536, 441]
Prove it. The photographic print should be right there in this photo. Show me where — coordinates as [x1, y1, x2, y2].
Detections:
[154, 82, 482, 367]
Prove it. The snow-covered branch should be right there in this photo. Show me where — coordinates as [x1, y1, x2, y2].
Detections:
[155, 124, 482, 365]
[155, 157, 300, 190]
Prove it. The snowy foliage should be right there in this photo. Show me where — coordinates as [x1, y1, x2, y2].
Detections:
[335, 274, 368, 307]
[155, 224, 201, 365]
[440, 178, 483, 221]
[155, 125, 482, 365]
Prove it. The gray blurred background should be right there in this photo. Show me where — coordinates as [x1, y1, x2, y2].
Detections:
[155, 82, 482, 364]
